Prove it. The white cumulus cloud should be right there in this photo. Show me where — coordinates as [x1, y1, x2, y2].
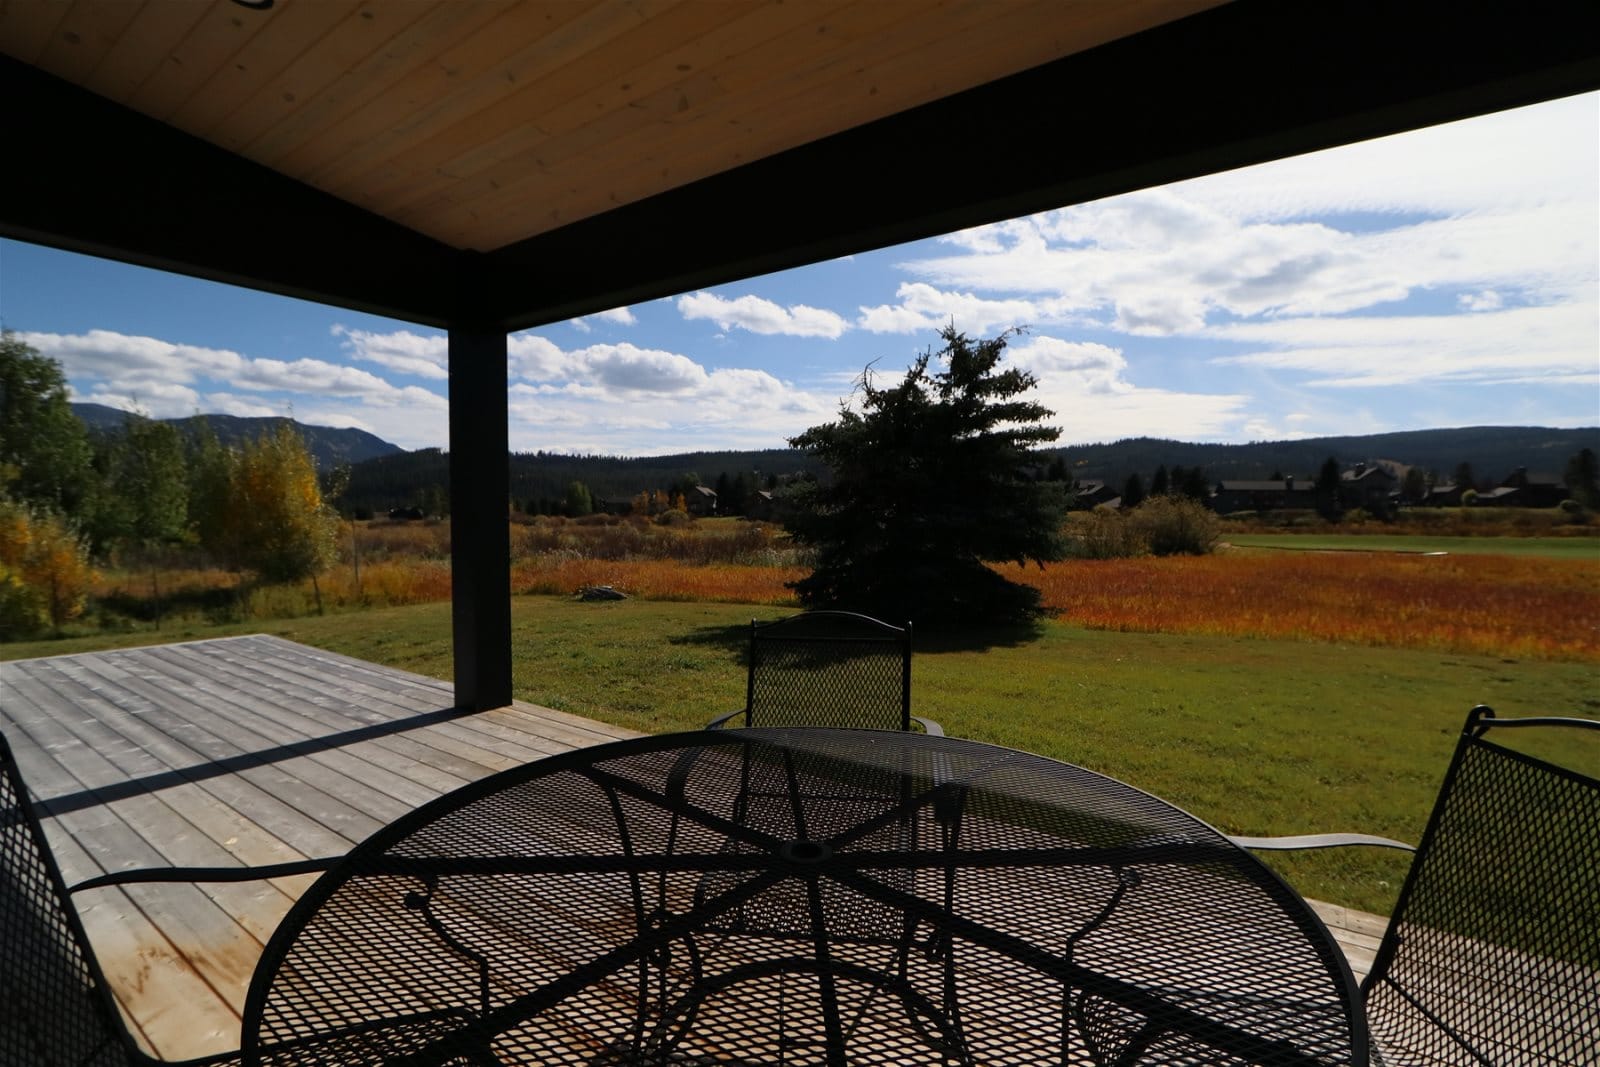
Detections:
[24, 328, 246, 381]
[887, 93, 1597, 398]
[76, 382, 203, 415]
[569, 306, 637, 332]
[1210, 300, 1600, 388]
[857, 282, 1045, 336]
[1004, 336, 1130, 395]
[19, 328, 450, 448]
[1170, 92, 1598, 221]
[508, 333, 573, 380]
[333, 325, 448, 379]
[582, 344, 708, 393]
[677, 291, 848, 338]
[998, 333, 1252, 444]
[202, 393, 288, 418]
[483, 330, 844, 452]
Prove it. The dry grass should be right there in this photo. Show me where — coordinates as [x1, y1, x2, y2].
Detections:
[513, 557, 802, 604]
[348, 519, 451, 559]
[68, 519, 1600, 663]
[998, 550, 1600, 661]
[90, 565, 239, 600]
[318, 559, 454, 605]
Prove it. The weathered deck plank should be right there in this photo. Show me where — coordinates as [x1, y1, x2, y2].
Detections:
[1, 634, 640, 1062]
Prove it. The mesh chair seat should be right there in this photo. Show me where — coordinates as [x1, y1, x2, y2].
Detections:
[708, 610, 941, 734]
[1242, 706, 1600, 1067]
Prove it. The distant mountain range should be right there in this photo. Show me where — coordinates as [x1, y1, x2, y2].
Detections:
[70, 403, 404, 471]
[71, 405, 1597, 514]
[345, 425, 1599, 515]
[1050, 427, 1600, 489]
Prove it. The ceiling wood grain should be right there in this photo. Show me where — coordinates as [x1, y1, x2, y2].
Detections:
[1, 0, 1224, 251]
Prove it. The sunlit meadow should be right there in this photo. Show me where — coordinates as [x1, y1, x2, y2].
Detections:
[82, 517, 1599, 663]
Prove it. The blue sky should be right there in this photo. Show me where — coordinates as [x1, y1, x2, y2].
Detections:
[2, 91, 1596, 456]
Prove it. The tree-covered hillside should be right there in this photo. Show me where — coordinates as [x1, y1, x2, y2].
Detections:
[71, 404, 402, 472]
[1054, 427, 1599, 491]
[340, 448, 830, 516]
[335, 426, 1597, 516]
[69, 399, 1592, 518]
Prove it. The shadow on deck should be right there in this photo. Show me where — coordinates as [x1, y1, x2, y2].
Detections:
[0, 634, 639, 1061]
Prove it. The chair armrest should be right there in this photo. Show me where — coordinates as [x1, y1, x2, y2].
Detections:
[1229, 832, 1415, 852]
[911, 716, 944, 737]
[68, 856, 342, 894]
[705, 709, 745, 729]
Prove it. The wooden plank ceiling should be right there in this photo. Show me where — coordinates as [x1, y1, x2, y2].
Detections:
[0, 0, 1224, 254]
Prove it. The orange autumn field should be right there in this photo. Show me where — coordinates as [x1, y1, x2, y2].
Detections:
[999, 552, 1599, 662]
[512, 552, 1599, 662]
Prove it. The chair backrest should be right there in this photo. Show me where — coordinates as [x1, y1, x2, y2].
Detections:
[0, 729, 135, 1067]
[1363, 705, 1600, 1067]
[741, 611, 912, 730]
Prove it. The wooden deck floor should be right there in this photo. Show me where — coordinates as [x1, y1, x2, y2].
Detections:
[0, 634, 640, 1061]
[1, 634, 1386, 1062]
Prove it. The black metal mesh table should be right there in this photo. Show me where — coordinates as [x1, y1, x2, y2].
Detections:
[241, 729, 1367, 1066]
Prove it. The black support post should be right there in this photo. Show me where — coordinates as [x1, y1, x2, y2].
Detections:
[448, 326, 512, 711]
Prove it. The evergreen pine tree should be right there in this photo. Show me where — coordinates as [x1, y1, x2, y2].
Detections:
[785, 328, 1068, 626]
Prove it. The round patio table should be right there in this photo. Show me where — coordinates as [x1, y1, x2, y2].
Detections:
[241, 728, 1367, 1066]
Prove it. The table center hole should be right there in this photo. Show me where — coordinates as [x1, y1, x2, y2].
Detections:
[780, 839, 833, 864]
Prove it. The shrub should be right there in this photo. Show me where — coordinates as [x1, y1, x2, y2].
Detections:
[516, 524, 569, 556]
[0, 573, 37, 639]
[0, 499, 97, 637]
[1065, 511, 1146, 559]
[655, 508, 690, 527]
[1130, 496, 1219, 556]
[589, 523, 649, 560]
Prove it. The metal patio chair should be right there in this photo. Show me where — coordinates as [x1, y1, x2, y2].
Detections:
[0, 727, 346, 1066]
[699, 610, 942, 940]
[1234, 705, 1600, 1066]
[695, 615, 957, 1052]
[707, 610, 941, 734]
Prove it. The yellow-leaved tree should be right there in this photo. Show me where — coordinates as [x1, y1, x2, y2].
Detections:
[0, 498, 97, 637]
[193, 423, 339, 592]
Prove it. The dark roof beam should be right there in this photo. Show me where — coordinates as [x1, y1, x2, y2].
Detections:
[1, 56, 466, 328]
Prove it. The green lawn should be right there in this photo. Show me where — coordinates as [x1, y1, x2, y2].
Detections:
[1224, 532, 1600, 559]
[6, 595, 1598, 915]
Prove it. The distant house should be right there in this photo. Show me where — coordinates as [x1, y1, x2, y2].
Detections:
[1213, 462, 1396, 515]
[1425, 483, 1467, 507]
[1338, 463, 1398, 512]
[1489, 468, 1568, 508]
[686, 484, 719, 516]
[1476, 486, 1523, 507]
[1070, 479, 1118, 509]
[1211, 476, 1317, 515]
